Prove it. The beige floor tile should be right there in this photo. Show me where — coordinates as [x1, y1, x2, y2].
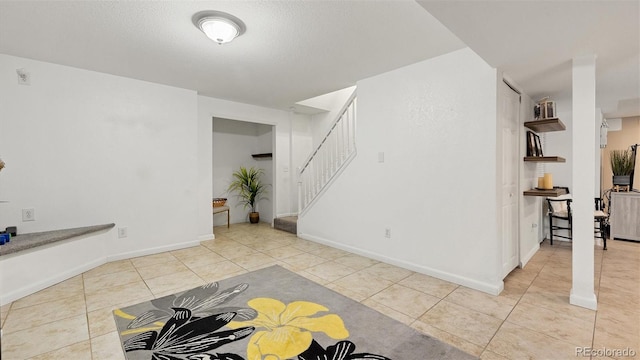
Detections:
[3, 294, 86, 334]
[179, 251, 228, 269]
[411, 320, 484, 357]
[356, 262, 414, 282]
[130, 251, 177, 268]
[419, 300, 502, 347]
[88, 306, 119, 338]
[500, 277, 530, 300]
[91, 331, 126, 360]
[83, 260, 135, 279]
[370, 284, 440, 318]
[170, 245, 213, 260]
[294, 270, 331, 285]
[85, 280, 153, 312]
[1, 302, 11, 328]
[486, 321, 581, 360]
[1, 314, 89, 359]
[332, 271, 393, 298]
[506, 301, 594, 345]
[194, 270, 248, 285]
[304, 261, 357, 282]
[593, 303, 640, 356]
[398, 272, 458, 298]
[505, 267, 540, 285]
[291, 239, 327, 252]
[598, 283, 640, 310]
[324, 283, 368, 302]
[213, 243, 260, 259]
[135, 259, 190, 280]
[83, 269, 142, 292]
[445, 287, 517, 320]
[29, 340, 92, 360]
[280, 252, 328, 270]
[12, 275, 84, 309]
[519, 289, 596, 323]
[143, 269, 205, 295]
[361, 298, 414, 325]
[479, 350, 510, 360]
[246, 239, 291, 252]
[308, 246, 350, 260]
[333, 254, 379, 270]
[261, 245, 306, 259]
[229, 252, 278, 270]
[190, 260, 246, 279]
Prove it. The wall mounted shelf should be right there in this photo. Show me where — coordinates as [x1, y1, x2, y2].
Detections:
[523, 188, 567, 197]
[523, 156, 566, 163]
[524, 118, 566, 132]
[251, 153, 272, 159]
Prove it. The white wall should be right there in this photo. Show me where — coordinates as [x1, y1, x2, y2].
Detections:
[212, 118, 273, 225]
[0, 54, 201, 303]
[299, 48, 503, 294]
[308, 86, 357, 148]
[198, 96, 296, 238]
[0, 54, 199, 253]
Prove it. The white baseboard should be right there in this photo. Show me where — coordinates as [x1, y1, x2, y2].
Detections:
[570, 290, 598, 310]
[0, 258, 105, 305]
[198, 233, 214, 242]
[298, 233, 503, 296]
[520, 243, 540, 268]
[107, 240, 202, 262]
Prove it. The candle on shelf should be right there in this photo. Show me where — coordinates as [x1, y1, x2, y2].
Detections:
[543, 173, 553, 189]
[537, 177, 544, 189]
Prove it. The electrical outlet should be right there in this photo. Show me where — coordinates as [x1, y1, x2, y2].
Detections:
[22, 208, 35, 221]
[385, 228, 391, 238]
[118, 227, 128, 238]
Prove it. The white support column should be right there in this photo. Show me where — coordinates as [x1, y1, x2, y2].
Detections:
[571, 54, 598, 310]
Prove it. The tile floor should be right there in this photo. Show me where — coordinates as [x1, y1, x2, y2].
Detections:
[1, 223, 638, 359]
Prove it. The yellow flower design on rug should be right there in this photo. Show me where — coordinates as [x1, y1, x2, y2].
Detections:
[227, 297, 350, 360]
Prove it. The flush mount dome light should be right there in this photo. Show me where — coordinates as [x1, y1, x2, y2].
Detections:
[193, 11, 246, 45]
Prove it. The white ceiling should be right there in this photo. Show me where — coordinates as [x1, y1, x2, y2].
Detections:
[0, 0, 465, 111]
[0, 1, 637, 117]
[418, 0, 640, 118]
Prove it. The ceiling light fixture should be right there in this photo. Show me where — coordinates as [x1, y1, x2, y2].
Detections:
[193, 11, 246, 45]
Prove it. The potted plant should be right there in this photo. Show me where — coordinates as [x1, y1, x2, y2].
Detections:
[228, 166, 269, 224]
[610, 149, 635, 186]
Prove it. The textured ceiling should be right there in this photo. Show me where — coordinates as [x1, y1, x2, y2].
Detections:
[2, 1, 637, 117]
[418, 0, 640, 118]
[0, 0, 465, 111]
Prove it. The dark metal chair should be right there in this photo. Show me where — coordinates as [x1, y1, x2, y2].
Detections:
[546, 187, 572, 245]
[594, 198, 608, 250]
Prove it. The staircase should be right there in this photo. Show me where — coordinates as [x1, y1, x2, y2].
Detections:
[273, 91, 357, 234]
[298, 92, 357, 215]
[274, 216, 297, 234]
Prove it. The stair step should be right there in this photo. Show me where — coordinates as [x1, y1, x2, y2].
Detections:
[274, 216, 297, 234]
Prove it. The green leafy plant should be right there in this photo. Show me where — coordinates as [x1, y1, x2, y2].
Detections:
[610, 149, 635, 176]
[228, 166, 269, 213]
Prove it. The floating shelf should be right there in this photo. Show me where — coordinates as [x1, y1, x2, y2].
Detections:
[523, 188, 567, 197]
[251, 153, 272, 159]
[524, 118, 565, 132]
[523, 156, 566, 163]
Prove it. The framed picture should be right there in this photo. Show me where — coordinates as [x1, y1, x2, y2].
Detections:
[534, 133, 543, 157]
[526, 131, 537, 157]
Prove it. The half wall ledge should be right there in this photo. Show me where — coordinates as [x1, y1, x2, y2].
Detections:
[0, 223, 115, 257]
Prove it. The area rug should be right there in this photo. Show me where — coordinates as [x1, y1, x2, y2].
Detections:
[113, 265, 477, 360]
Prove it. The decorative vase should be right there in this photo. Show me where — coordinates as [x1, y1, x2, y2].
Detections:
[613, 175, 631, 186]
[249, 212, 260, 224]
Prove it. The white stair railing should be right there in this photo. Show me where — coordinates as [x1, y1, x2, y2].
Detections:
[298, 92, 357, 214]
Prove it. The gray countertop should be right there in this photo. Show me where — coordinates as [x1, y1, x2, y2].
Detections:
[0, 223, 115, 257]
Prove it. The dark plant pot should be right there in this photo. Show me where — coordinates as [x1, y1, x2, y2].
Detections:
[613, 175, 631, 186]
[249, 212, 260, 224]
